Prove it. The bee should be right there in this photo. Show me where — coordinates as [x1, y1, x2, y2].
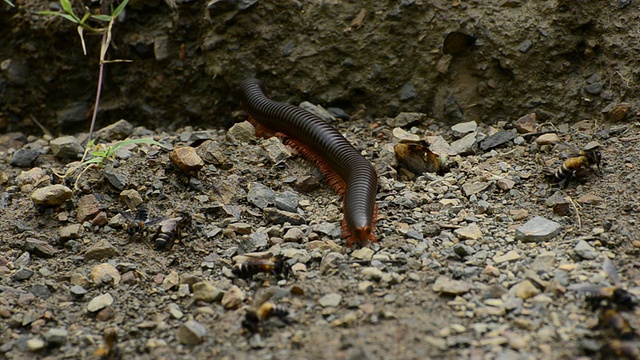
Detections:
[574, 259, 636, 311]
[241, 288, 290, 335]
[231, 253, 290, 279]
[545, 142, 602, 188]
[598, 308, 635, 340]
[93, 327, 121, 360]
[150, 211, 192, 250]
[394, 140, 448, 177]
[120, 205, 164, 239]
[599, 340, 639, 360]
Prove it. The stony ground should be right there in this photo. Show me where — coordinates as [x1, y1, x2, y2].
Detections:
[1, 106, 639, 359]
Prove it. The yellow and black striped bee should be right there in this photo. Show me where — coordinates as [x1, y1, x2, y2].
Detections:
[545, 142, 602, 188]
[599, 339, 639, 360]
[574, 259, 636, 311]
[232, 253, 290, 279]
[150, 211, 192, 250]
[598, 308, 635, 340]
[241, 288, 290, 335]
[120, 205, 165, 239]
[93, 327, 121, 360]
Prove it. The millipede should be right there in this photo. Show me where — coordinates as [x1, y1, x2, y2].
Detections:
[239, 79, 378, 247]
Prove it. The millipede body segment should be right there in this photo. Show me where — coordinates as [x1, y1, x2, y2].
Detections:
[239, 78, 378, 246]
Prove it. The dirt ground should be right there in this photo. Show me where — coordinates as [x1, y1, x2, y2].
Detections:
[1, 1, 640, 359]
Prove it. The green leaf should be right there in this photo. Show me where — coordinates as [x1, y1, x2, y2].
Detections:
[91, 14, 112, 22]
[87, 139, 96, 148]
[111, 0, 129, 18]
[60, 0, 75, 17]
[37, 11, 81, 24]
[3, 0, 15, 8]
[80, 12, 91, 25]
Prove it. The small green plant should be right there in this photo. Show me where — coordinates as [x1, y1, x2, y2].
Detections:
[56, 138, 168, 190]
[3, 0, 15, 8]
[38, 0, 131, 142]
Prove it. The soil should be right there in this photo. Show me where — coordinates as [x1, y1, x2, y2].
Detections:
[1, 1, 640, 359]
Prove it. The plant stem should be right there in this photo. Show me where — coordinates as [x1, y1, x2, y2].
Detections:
[87, 37, 105, 143]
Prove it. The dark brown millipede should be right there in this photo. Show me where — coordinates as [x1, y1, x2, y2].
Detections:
[239, 78, 378, 246]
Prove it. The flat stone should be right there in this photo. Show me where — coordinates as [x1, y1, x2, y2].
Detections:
[576, 194, 603, 204]
[119, 189, 143, 209]
[221, 285, 245, 309]
[176, 320, 207, 346]
[514, 113, 537, 134]
[497, 178, 515, 190]
[27, 338, 46, 352]
[319, 293, 342, 307]
[575, 240, 598, 260]
[264, 207, 305, 225]
[515, 280, 540, 300]
[392, 127, 420, 142]
[451, 132, 477, 155]
[451, 121, 478, 137]
[283, 228, 304, 242]
[168, 303, 184, 319]
[10, 149, 40, 167]
[399, 81, 416, 101]
[85, 240, 120, 261]
[535, 133, 561, 145]
[102, 168, 127, 190]
[192, 282, 222, 303]
[227, 121, 256, 142]
[247, 182, 276, 209]
[170, 146, 204, 173]
[319, 252, 345, 274]
[275, 191, 299, 212]
[24, 238, 58, 258]
[90, 263, 121, 285]
[11, 268, 34, 281]
[15, 167, 49, 190]
[352, 247, 374, 261]
[387, 112, 426, 128]
[479, 129, 516, 150]
[432, 276, 472, 295]
[358, 281, 375, 294]
[31, 185, 72, 206]
[228, 222, 252, 235]
[531, 252, 557, 272]
[462, 181, 490, 197]
[70, 285, 88, 298]
[87, 293, 114, 312]
[299, 102, 334, 122]
[454, 223, 482, 240]
[509, 209, 529, 221]
[93, 119, 134, 141]
[263, 137, 292, 163]
[77, 194, 102, 222]
[49, 136, 83, 159]
[493, 250, 521, 264]
[515, 216, 562, 242]
[425, 135, 457, 156]
[43, 328, 68, 346]
[59, 224, 83, 241]
[361, 267, 382, 281]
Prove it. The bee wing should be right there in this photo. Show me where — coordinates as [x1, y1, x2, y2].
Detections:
[252, 287, 277, 307]
[144, 216, 166, 227]
[119, 210, 135, 222]
[232, 251, 272, 263]
[603, 258, 621, 286]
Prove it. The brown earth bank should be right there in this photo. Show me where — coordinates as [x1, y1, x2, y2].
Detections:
[1, 1, 640, 360]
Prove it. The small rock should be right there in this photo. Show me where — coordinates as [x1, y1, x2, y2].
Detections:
[299, 102, 334, 122]
[320, 252, 345, 274]
[87, 293, 114, 312]
[451, 132, 477, 155]
[479, 129, 516, 150]
[77, 194, 102, 222]
[283, 228, 304, 242]
[10, 149, 40, 167]
[29, 284, 51, 298]
[264, 207, 305, 225]
[514, 113, 537, 134]
[167, 303, 184, 319]
[27, 338, 46, 352]
[59, 224, 83, 241]
[170, 146, 204, 172]
[515, 280, 540, 300]
[263, 137, 292, 163]
[352, 247, 374, 261]
[535, 133, 561, 145]
[221, 285, 245, 309]
[574, 240, 598, 260]
[93, 119, 134, 141]
[90, 263, 121, 285]
[85, 240, 120, 261]
[451, 121, 478, 137]
[49, 136, 83, 159]
[247, 182, 276, 209]
[43, 328, 68, 346]
[227, 121, 256, 142]
[576, 194, 603, 204]
[515, 217, 562, 242]
[477, 200, 493, 214]
[392, 127, 420, 142]
[102, 168, 127, 190]
[30, 185, 72, 206]
[497, 178, 515, 190]
[509, 209, 529, 221]
[358, 281, 375, 294]
[18, 292, 36, 306]
[24, 238, 58, 258]
[462, 181, 490, 197]
[119, 189, 143, 209]
[229, 222, 252, 235]
[518, 39, 533, 53]
[15, 167, 49, 190]
[11, 268, 34, 281]
[176, 320, 207, 346]
[70, 285, 88, 298]
[92, 212, 108, 227]
[454, 223, 482, 240]
[606, 102, 632, 122]
[162, 270, 180, 291]
[432, 276, 472, 295]
[192, 282, 222, 303]
[493, 250, 521, 264]
[531, 252, 556, 272]
[275, 191, 299, 212]
[319, 293, 342, 307]
[361, 267, 383, 281]
[387, 112, 426, 128]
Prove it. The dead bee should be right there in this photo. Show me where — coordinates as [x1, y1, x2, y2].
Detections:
[150, 211, 192, 250]
[232, 254, 290, 279]
[575, 259, 636, 311]
[120, 205, 164, 239]
[93, 327, 121, 360]
[242, 288, 290, 335]
[545, 142, 602, 188]
[394, 139, 448, 177]
[599, 339, 639, 360]
[598, 308, 635, 340]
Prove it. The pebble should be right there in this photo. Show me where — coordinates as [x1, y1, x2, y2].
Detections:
[264, 207, 305, 225]
[221, 285, 245, 309]
[69, 285, 88, 298]
[10, 149, 40, 167]
[535, 133, 561, 145]
[320, 252, 345, 274]
[247, 182, 276, 209]
[576, 194, 603, 204]
[509, 209, 529, 221]
[85, 240, 120, 261]
[24, 238, 58, 258]
[59, 224, 83, 241]
[275, 191, 299, 212]
[492, 250, 521, 264]
[192, 282, 222, 303]
[319, 293, 342, 307]
[454, 223, 482, 240]
[299, 102, 335, 122]
[515, 280, 540, 299]
[90, 263, 121, 285]
[27, 337, 46, 351]
[93, 119, 134, 141]
[77, 194, 102, 222]
[361, 267, 383, 281]
[283, 228, 304, 242]
[119, 189, 143, 209]
[176, 320, 207, 346]
[18, 292, 36, 306]
[229, 222, 252, 234]
[263, 137, 292, 163]
[477, 200, 493, 214]
[451, 132, 477, 155]
[399, 81, 416, 101]
[11, 268, 34, 281]
[103, 168, 127, 191]
[15, 167, 49, 191]
[351, 247, 374, 261]
[515, 216, 562, 242]
[30, 185, 72, 206]
[358, 281, 375, 294]
[462, 181, 490, 196]
[387, 112, 426, 128]
[43, 328, 68, 346]
[432, 276, 472, 295]
[162, 270, 180, 291]
[451, 121, 478, 137]
[87, 293, 114, 312]
[497, 178, 515, 190]
[167, 303, 184, 319]
[227, 121, 256, 142]
[479, 129, 516, 150]
[170, 146, 204, 172]
[392, 127, 420, 142]
[531, 252, 557, 272]
[514, 113, 537, 133]
[49, 136, 83, 159]
[574, 240, 598, 260]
